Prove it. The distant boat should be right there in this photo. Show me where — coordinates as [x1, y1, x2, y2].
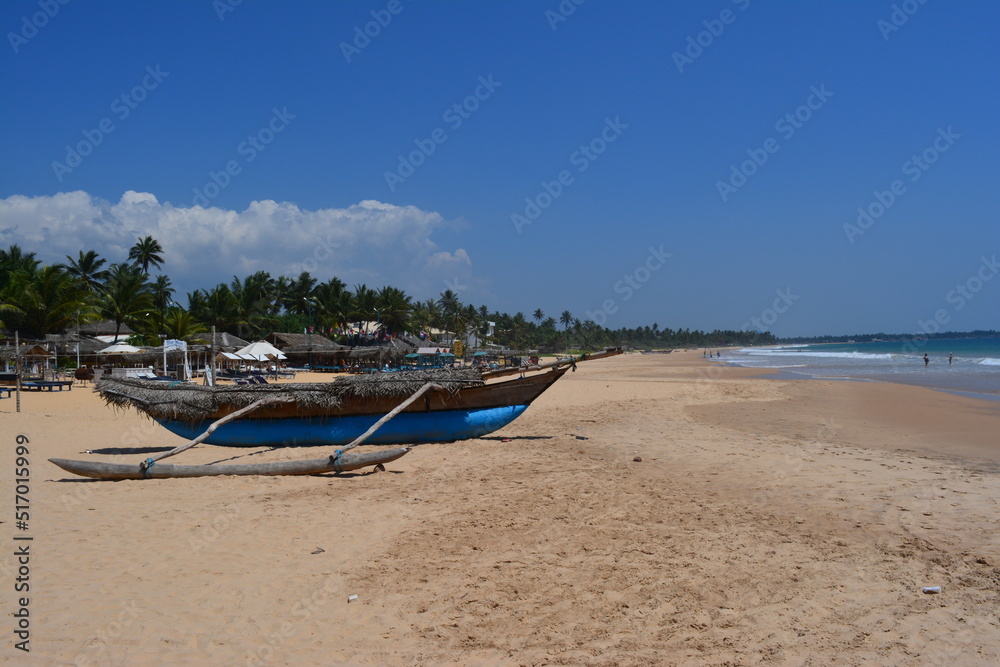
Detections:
[97, 366, 568, 447]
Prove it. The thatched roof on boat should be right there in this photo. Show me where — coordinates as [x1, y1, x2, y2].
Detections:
[96, 367, 485, 422]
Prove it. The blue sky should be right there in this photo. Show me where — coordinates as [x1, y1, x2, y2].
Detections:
[1, 0, 997, 337]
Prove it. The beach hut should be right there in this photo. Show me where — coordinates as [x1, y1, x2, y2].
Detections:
[16, 344, 53, 377]
[80, 320, 134, 344]
[213, 332, 251, 351]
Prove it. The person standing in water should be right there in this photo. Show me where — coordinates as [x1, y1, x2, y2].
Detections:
[949, 353, 953, 365]
[924, 354, 930, 366]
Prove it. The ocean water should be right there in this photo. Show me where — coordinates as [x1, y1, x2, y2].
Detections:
[725, 337, 1000, 398]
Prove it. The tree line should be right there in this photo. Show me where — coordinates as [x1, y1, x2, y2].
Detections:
[777, 331, 1000, 344]
[0, 240, 777, 352]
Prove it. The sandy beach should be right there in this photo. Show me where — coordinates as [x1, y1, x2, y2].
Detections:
[2, 351, 998, 665]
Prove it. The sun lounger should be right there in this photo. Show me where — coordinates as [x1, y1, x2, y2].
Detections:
[21, 380, 73, 392]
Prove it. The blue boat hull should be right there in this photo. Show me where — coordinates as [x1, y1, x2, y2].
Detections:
[155, 405, 529, 447]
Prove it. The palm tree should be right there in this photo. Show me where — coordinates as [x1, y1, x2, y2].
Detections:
[560, 310, 573, 349]
[151, 274, 175, 330]
[538, 322, 562, 352]
[282, 272, 318, 315]
[0, 244, 40, 293]
[463, 304, 480, 338]
[195, 284, 241, 332]
[410, 299, 439, 338]
[349, 284, 378, 336]
[0, 264, 95, 337]
[375, 286, 412, 335]
[0, 244, 38, 269]
[64, 250, 110, 292]
[532, 308, 544, 325]
[313, 277, 351, 336]
[511, 312, 528, 349]
[436, 289, 463, 341]
[99, 265, 153, 341]
[271, 275, 293, 315]
[128, 236, 165, 274]
[231, 271, 275, 337]
[163, 308, 208, 341]
[437, 289, 460, 317]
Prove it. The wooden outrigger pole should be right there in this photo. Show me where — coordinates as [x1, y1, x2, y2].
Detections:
[480, 347, 623, 380]
[49, 382, 445, 480]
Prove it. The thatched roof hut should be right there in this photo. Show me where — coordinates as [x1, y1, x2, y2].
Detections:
[265, 332, 345, 352]
[80, 320, 133, 336]
[45, 333, 107, 356]
[0, 340, 64, 362]
[262, 331, 419, 366]
[213, 332, 251, 351]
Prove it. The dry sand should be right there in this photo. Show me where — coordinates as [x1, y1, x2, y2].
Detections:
[1, 351, 998, 665]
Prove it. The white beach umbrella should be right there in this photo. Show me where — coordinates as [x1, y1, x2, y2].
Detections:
[98, 342, 144, 354]
[235, 340, 287, 361]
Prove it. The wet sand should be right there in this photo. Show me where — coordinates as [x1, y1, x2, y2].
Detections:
[1, 351, 998, 665]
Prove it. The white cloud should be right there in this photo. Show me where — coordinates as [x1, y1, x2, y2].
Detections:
[0, 191, 473, 298]
[426, 248, 472, 270]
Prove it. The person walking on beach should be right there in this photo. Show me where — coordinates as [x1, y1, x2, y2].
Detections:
[924, 354, 930, 366]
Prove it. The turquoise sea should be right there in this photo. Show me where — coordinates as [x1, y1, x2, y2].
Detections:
[726, 337, 1000, 398]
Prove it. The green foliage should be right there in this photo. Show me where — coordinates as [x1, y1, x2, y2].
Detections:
[1, 263, 96, 337]
[1, 242, 783, 351]
[128, 236, 165, 274]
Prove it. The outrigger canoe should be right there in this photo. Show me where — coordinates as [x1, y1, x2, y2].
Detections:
[51, 349, 621, 480]
[96, 364, 579, 447]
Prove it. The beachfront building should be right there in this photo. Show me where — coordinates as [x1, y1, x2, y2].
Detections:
[79, 319, 134, 344]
